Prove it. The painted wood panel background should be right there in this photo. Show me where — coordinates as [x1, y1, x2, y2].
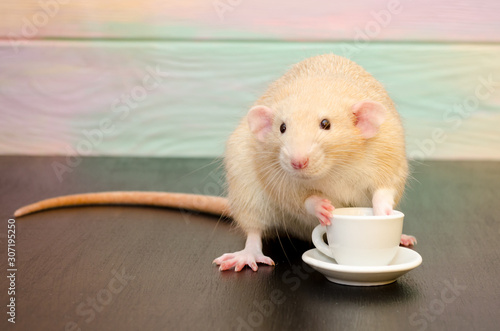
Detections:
[0, 0, 499, 159]
[1, 0, 500, 42]
[1, 41, 499, 159]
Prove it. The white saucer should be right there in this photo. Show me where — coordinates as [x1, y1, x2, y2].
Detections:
[302, 247, 422, 286]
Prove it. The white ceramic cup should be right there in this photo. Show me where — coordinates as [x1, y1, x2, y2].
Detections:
[312, 207, 404, 266]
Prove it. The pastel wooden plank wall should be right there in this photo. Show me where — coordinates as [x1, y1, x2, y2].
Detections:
[0, 0, 499, 159]
[2, 0, 500, 42]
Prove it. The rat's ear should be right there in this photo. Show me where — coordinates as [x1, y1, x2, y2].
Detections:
[247, 105, 274, 142]
[352, 101, 386, 139]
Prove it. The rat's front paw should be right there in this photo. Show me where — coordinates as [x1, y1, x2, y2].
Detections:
[305, 195, 335, 226]
[373, 203, 393, 216]
[213, 250, 275, 272]
[400, 234, 417, 246]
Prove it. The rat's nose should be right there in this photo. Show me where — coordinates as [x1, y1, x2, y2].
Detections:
[291, 157, 309, 170]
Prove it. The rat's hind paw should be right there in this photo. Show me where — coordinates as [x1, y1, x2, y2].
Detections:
[213, 250, 275, 272]
[400, 234, 417, 246]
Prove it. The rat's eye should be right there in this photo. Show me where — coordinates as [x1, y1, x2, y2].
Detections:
[280, 122, 286, 134]
[320, 119, 331, 130]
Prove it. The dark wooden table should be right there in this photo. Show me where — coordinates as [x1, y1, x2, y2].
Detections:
[1, 156, 499, 330]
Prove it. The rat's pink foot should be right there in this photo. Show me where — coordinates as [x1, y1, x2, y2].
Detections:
[305, 195, 335, 226]
[400, 234, 417, 246]
[213, 250, 275, 272]
[213, 230, 274, 272]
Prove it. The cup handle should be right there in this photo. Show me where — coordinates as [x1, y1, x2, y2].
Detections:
[312, 225, 335, 260]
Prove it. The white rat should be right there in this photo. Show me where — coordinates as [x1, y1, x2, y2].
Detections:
[14, 54, 416, 272]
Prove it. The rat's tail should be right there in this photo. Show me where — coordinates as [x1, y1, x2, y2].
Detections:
[14, 191, 230, 218]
